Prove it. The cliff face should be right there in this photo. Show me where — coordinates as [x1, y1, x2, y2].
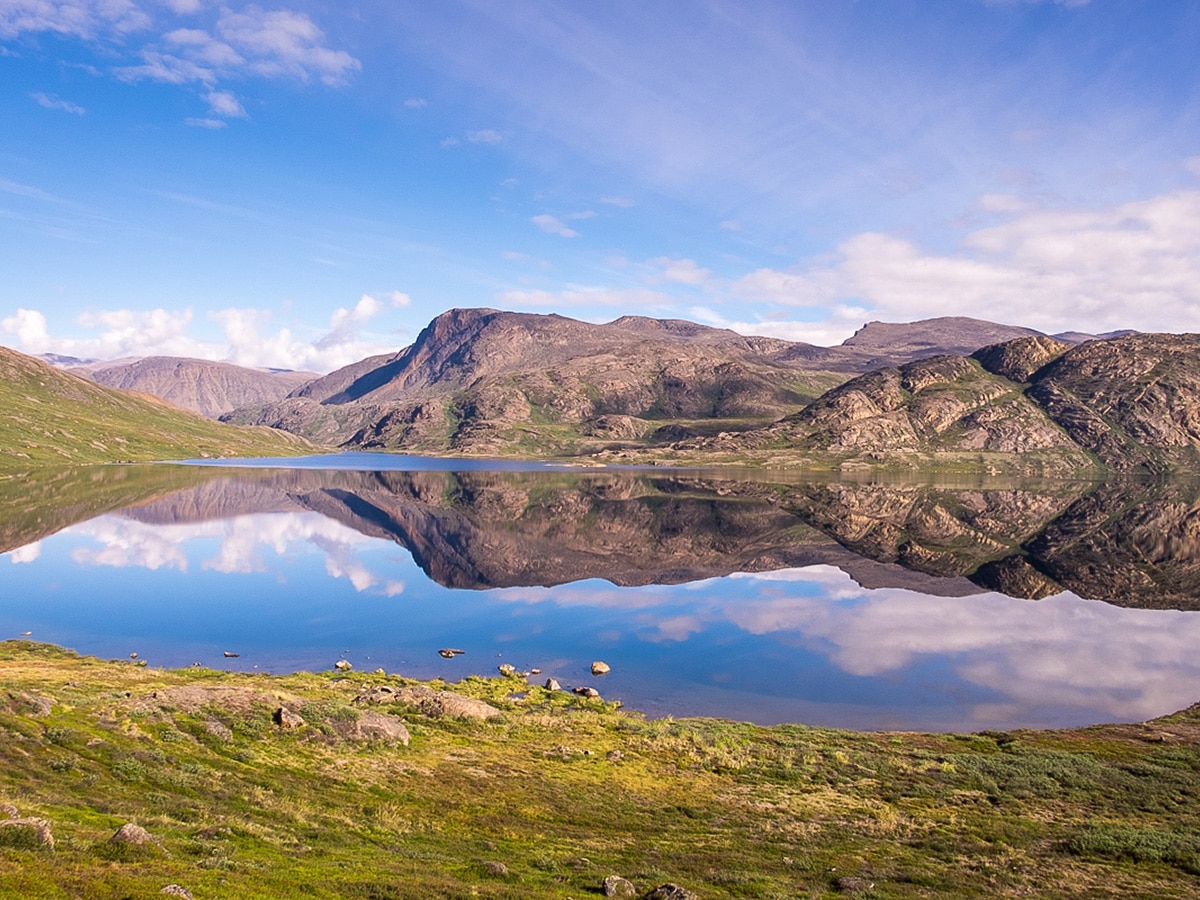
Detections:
[84, 357, 316, 419]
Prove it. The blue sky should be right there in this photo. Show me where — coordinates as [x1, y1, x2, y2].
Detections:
[2, 0, 1199, 372]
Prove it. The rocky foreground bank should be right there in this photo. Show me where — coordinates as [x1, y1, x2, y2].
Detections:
[2, 641, 1200, 898]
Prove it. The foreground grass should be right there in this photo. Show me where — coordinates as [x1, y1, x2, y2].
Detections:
[2, 642, 1199, 898]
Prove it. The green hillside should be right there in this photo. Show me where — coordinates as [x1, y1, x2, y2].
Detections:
[0, 347, 316, 471]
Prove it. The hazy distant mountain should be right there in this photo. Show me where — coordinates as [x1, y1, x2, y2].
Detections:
[226, 308, 1061, 454]
[80, 357, 317, 419]
[0, 347, 313, 469]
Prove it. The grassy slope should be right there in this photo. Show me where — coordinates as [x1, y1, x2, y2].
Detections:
[2, 642, 1200, 898]
[0, 347, 315, 471]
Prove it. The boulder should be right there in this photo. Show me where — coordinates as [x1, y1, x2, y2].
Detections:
[273, 706, 305, 729]
[110, 823, 155, 846]
[544, 678, 562, 692]
[603, 874, 637, 896]
[591, 661, 611, 676]
[160, 886, 194, 898]
[573, 686, 600, 699]
[354, 710, 410, 745]
[356, 684, 501, 720]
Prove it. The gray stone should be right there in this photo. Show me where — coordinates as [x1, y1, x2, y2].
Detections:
[573, 686, 600, 698]
[483, 861, 509, 876]
[334, 659, 353, 671]
[591, 660, 611, 676]
[603, 874, 637, 897]
[357, 684, 501, 720]
[273, 706, 305, 729]
[110, 823, 155, 846]
[160, 885, 194, 898]
[355, 710, 410, 745]
[544, 678, 561, 691]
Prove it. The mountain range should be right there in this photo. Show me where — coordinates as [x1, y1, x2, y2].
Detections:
[15, 307, 1200, 474]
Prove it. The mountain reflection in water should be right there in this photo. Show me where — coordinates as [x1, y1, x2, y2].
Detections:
[3, 458, 1200, 731]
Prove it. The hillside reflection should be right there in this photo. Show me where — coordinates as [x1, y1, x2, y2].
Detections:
[5, 461, 1200, 729]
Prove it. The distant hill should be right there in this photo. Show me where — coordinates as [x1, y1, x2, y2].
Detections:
[69, 357, 317, 419]
[225, 308, 1058, 455]
[0, 347, 314, 470]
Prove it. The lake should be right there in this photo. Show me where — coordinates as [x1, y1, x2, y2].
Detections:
[3, 454, 1200, 732]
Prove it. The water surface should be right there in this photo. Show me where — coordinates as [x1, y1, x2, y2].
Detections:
[3, 458, 1199, 731]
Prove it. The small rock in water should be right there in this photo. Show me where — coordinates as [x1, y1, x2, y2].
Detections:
[544, 678, 562, 691]
[334, 659, 352, 671]
[498, 663, 516, 676]
[438, 648, 465, 658]
[530, 667, 542, 675]
[373, 667, 386, 675]
[573, 686, 600, 698]
[129, 652, 138, 660]
[591, 660, 611, 676]
[223, 651, 240, 658]
[19, 631, 31, 637]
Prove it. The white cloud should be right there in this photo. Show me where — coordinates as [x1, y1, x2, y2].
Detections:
[204, 89, 245, 118]
[531, 214, 579, 238]
[646, 256, 712, 286]
[0, 295, 410, 372]
[599, 196, 635, 208]
[216, 6, 360, 85]
[567, 209, 596, 220]
[0, 0, 150, 40]
[185, 116, 225, 128]
[733, 186, 1200, 335]
[7, 541, 41, 564]
[157, 0, 205, 13]
[403, 97, 427, 108]
[30, 91, 85, 114]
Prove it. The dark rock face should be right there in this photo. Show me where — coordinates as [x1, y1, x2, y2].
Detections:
[83, 357, 316, 419]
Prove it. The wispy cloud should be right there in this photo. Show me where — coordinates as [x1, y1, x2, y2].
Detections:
[30, 91, 85, 114]
[5, 2, 359, 123]
[530, 213, 579, 238]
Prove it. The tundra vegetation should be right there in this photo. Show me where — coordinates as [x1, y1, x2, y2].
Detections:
[3, 642, 1200, 898]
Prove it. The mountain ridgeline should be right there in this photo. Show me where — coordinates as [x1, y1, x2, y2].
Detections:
[221, 308, 1109, 466]
[216, 309, 1200, 474]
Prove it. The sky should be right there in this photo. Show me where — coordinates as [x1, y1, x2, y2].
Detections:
[2, 0, 1199, 373]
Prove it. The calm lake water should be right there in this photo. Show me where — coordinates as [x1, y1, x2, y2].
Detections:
[3, 454, 1200, 732]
